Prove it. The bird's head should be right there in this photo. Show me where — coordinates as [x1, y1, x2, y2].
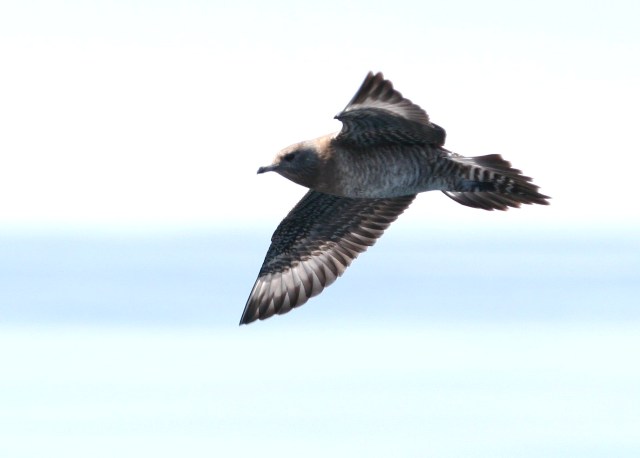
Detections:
[257, 141, 323, 188]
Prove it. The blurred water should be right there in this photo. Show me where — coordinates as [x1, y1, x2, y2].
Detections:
[0, 228, 639, 457]
[1, 227, 638, 325]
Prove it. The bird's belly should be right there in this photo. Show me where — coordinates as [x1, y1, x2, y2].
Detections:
[326, 147, 445, 198]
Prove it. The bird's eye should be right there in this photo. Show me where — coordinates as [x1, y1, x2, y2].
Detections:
[283, 152, 296, 162]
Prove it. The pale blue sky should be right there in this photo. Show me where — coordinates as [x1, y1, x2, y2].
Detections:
[1, 0, 638, 230]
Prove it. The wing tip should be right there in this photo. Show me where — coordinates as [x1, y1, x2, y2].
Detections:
[338, 71, 432, 129]
[238, 300, 258, 325]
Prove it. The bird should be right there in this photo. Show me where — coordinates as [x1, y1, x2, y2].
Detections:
[239, 71, 549, 325]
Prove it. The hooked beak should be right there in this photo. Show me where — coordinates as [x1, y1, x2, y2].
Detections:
[257, 164, 278, 174]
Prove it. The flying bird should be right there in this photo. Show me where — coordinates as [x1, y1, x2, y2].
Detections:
[240, 72, 549, 325]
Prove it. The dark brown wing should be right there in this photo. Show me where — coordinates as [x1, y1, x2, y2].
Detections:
[240, 190, 415, 325]
[334, 71, 446, 148]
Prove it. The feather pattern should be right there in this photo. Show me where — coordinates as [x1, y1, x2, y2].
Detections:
[334, 72, 446, 148]
[240, 190, 415, 324]
[442, 154, 549, 210]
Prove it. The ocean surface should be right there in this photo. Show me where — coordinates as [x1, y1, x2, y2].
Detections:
[0, 227, 639, 457]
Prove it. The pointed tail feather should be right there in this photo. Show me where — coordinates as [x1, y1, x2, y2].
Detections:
[443, 154, 550, 211]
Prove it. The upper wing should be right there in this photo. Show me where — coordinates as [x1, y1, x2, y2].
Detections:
[334, 71, 446, 148]
[240, 190, 415, 325]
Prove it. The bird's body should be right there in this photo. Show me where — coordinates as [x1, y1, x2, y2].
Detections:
[295, 138, 435, 198]
[300, 139, 478, 198]
[240, 72, 549, 325]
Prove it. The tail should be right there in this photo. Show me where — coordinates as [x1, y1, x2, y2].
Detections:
[443, 154, 550, 211]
